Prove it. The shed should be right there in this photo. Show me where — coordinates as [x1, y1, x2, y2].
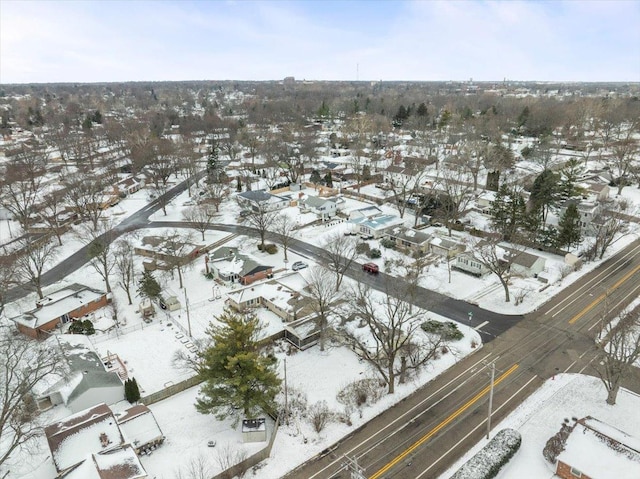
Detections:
[242, 418, 267, 443]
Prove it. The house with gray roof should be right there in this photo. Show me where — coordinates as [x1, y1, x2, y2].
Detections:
[207, 248, 272, 285]
[237, 189, 289, 212]
[385, 227, 432, 254]
[349, 214, 404, 239]
[301, 195, 337, 221]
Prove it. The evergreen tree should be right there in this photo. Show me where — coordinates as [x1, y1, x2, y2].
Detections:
[137, 270, 161, 300]
[416, 102, 428, 117]
[196, 310, 281, 424]
[558, 158, 585, 200]
[125, 377, 141, 403]
[324, 171, 333, 187]
[490, 183, 526, 240]
[236, 176, 242, 192]
[309, 170, 322, 184]
[317, 101, 330, 118]
[207, 139, 220, 182]
[529, 169, 560, 227]
[557, 202, 582, 249]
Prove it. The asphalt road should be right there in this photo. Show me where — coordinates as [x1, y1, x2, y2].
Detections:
[282, 238, 640, 479]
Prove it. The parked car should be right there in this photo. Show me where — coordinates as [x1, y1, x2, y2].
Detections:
[362, 263, 379, 274]
[291, 261, 308, 271]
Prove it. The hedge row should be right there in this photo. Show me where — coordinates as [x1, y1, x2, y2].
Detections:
[450, 428, 522, 479]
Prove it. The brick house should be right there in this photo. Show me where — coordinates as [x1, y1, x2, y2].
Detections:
[554, 416, 640, 479]
[11, 283, 110, 339]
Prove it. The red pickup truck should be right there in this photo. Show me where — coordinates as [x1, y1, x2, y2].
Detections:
[362, 263, 379, 274]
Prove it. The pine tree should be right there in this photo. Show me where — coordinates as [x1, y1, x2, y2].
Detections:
[137, 271, 161, 300]
[557, 202, 582, 249]
[309, 170, 322, 184]
[195, 309, 281, 424]
[324, 171, 333, 187]
[124, 377, 141, 403]
[530, 169, 559, 227]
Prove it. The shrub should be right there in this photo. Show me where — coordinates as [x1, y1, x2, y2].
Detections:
[203, 271, 214, 280]
[450, 428, 521, 479]
[356, 243, 371, 255]
[543, 422, 572, 464]
[258, 243, 278, 254]
[309, 400, 332, 433]
[421, 320, 463, 341]
[380, 238, 396, 249]
[68, 319, 95, 335]
[369, 248, 382, 259]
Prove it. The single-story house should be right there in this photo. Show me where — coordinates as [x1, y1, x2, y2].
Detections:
[34, 335, 123, 412]
[429, 235, 466, 259]
[350, 214, 404, 239]
[44, 403, 156, 478]
[237, 189, 290, 212]
[506, 249, 546, 278]
[208, 247, 273, 285]
[554, 416, 640, 479]
[114, 176, 144, 196]
[11, 283, 110, 339]
[454, 252, 490, 277]
[348, 205, 383, 220]
[385, 227, 432, 254]
[301, 195, 337, 221]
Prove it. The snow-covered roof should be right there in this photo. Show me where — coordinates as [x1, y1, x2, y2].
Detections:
[350, 214, 403, 231]
[117, 405, 164, 448]
[558, 417, 640, 479]
[45, 403, 124, 472]
[62, 445, 146, 479]
[11, 284, 106, 329]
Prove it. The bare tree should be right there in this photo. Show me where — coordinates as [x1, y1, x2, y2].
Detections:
[594, 305, 640, 405]
[36, 189, 68, 246]
[241, 202, 279, 250]
[589, 200, 632, 260]
[162, 230, 196, 289]
[338, 282, 435, 394]
[436, 160, 475, 236]
[388, 163, 427, 219]
[113, 237, 137, 305]
[270, 213, 297, 262]
[1, 146, 46, 230]
[305, 266, 342, 351]
[607, 133, 639, 196]
[63, 174, 107, 230]
[201, 179, 230, 213]
[76, 220, 116, 293]
[14, 238, 58, 299]
[182, 205, 216, 241]
[173, 454, 213, 479]
[468, 238, 525, 303]
[146, 139, 178, 215]
[0, 324, 61, 474]
[321, 232, 358, 291]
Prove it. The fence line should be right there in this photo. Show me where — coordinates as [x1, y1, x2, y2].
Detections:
[140, 375, 203, 406]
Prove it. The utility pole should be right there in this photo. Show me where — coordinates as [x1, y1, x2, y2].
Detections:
[184, 289, 192, 337]
[342, 454, 366, 479]
[487, 360, 495, 440]
[284, 358, 289, 425]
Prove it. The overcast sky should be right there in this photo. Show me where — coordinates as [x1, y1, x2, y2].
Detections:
[1, 0, 639, 84]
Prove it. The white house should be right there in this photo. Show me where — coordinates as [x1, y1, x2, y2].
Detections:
[507, 249, 546, 278]
[237, 189, 289, 212]
[350, 214, 404, 239]
[455, 252, 490, 276]
[348, 205, 383, 220]
[301, 196, 337, 221]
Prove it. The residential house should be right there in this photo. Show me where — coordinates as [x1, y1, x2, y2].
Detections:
[382, 165, 416, 186]
[506, 249, 546, 278]
[348, 205, 383, 220]
[301, 195, 337, 221]
[207, 247, 272, 285]
[558, 199, 602, 235]
[584, 182, 610, 202]
[554, 416, 640, 479]
[429, 235, 466, 259]
[10, 283, 110, 339]
[44, 403, 160, 478]
[350, 214, 404, 239]
[237, 189, 290, 212]
[454, 252, 490, 277]
[385, 227, 432, 254]
[34, 335, 123, 412]
[114, 176, 144, 197]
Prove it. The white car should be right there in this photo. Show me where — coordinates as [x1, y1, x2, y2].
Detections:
[291, 261, 308, 271]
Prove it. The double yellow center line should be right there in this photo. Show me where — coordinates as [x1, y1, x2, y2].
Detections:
[369, 363, 519, 479]
[569, 262, 640, 325]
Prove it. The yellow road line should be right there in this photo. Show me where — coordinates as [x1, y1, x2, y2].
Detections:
[569, 262, 640, 324]
[369, 364, 519, 479]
